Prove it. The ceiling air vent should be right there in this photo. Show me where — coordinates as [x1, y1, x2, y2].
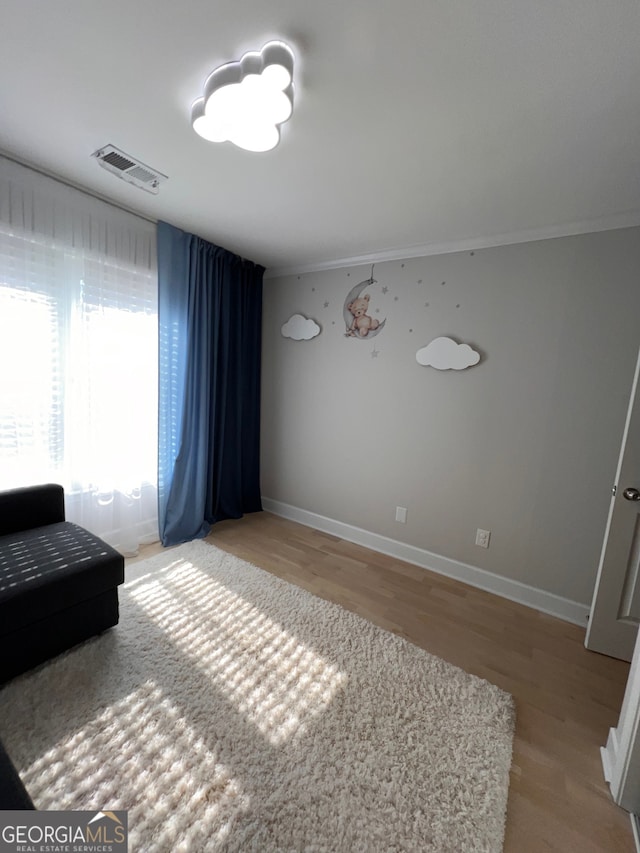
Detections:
[91, 144, 168, 194]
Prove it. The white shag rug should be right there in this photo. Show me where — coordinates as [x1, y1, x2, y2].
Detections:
[0, 540, 515, 852]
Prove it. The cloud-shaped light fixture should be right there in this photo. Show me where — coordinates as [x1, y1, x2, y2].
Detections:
[192, 41, 294, 153]
[281, 314, 321, 341]
[416, 337, 480, 370]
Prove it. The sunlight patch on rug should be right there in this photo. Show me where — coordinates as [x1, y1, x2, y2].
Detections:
[0, 539, 515, 853]
[126, 558, 347, 746]
[24, 680, 249, 851]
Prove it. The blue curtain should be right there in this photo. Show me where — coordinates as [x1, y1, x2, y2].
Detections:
[157, 221, 264, 546]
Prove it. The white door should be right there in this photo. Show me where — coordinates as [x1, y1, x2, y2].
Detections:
[586, 347, 640, 661]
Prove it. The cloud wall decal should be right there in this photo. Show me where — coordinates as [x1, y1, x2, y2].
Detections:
[192, 41, 294, 152]
[281, 314, 321, 341]
[416, 337, 480, 370]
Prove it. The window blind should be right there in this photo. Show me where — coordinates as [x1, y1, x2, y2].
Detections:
[0, 155, 159, 553]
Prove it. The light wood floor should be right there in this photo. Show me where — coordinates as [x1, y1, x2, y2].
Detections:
[132, 511, 634, 852]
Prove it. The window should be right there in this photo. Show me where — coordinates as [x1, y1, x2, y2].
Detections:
[0, 157, 158, 553]
[0, 233, 64, 486]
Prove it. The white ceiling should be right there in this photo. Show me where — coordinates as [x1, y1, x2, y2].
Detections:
[1, 1, 639, 273]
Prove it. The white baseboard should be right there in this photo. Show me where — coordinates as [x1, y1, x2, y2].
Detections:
[261, 497, 590, 627]
[601, 727, 619, 784]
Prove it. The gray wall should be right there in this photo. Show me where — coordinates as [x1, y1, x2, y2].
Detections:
[261, 227, 640, 606]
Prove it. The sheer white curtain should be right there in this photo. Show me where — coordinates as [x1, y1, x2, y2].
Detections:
[0, 156, 158, 555]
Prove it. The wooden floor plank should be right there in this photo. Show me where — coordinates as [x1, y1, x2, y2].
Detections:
[130, 511, 634, 852]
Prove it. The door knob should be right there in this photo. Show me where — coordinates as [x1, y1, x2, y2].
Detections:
[623, 487, 640, 501]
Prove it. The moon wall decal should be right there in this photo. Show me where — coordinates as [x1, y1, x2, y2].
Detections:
[343, 277, 387, 339]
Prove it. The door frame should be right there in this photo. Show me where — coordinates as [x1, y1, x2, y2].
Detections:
[602, 626, 640, 817]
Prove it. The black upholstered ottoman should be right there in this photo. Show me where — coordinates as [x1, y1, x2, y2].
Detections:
[0, 484, 124, 683]
[0, 737, 34, 809]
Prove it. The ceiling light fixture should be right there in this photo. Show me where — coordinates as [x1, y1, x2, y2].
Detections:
[191, 41, 294, 153]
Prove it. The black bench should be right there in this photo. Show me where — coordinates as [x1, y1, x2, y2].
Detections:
[0, 484, 124, 683]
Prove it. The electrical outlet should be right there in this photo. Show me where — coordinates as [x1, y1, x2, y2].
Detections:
[395, 506, 408, 523]
[475, 528, 491, 548]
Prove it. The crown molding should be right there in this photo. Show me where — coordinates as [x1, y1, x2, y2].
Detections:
[264, 210, 640, 279]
